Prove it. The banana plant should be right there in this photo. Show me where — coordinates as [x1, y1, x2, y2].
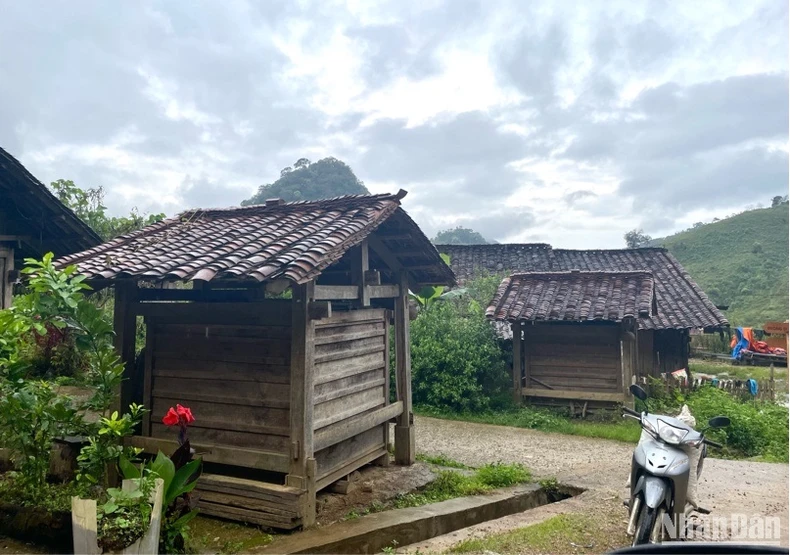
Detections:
[409, 253, 453, 308]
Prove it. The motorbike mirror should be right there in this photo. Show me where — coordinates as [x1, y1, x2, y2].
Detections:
[708, 416, 731, 429]
[629, 384, 648, 401]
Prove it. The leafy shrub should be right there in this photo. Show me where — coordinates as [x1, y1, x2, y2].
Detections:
[645, 381, 789, 462]
[410, 298, 509, 412]
[684, 387, 789, 462]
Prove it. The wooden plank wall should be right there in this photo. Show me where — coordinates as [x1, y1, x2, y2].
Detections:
[311, 309, 390, 488]
[637, 329, 656, 378]
[144, 302, 292, 467]
[524, 324, 621, 393]
[654, 329, 689, 375]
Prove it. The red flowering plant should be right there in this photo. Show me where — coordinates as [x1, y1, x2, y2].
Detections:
[119, 404, 202, 552]
[162, 403, 195, 446]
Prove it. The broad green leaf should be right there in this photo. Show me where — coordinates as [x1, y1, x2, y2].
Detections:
[166, 459, 202, 506]
[150, 450, 176, 494]
[118, 453, 141, 479]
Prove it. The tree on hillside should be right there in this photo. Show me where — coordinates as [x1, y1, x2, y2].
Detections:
[50, 179, 165, 241]
[772, 195, 789, 207]
[241, 157, 369, 205]
[624, 228, 652, 248]
[433, 227, 489, 245]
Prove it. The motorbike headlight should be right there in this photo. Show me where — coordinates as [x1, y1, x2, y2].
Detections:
[642, 417, 657, 436]
[657, 419, 689, 445]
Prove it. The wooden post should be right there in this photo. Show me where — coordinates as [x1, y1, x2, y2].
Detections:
[374, 311, 392, 467]
[286, 281, 317, 526]
[394, 271, 414, 465]
[113, 281, 138, 415]
[142, 322, 154, 436]
[0, 246, 13, 309]
[351, 240, 370, 307]
[769, 364, 775, 402]
[511, 322, 522, 404]
[621, 318, 636, 408]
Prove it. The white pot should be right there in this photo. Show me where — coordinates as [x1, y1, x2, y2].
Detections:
[71, 478, 164, 555]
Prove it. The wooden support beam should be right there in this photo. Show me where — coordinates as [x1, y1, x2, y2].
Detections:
[113, 281, 138, 415]
[369, 284, 400, 298]
[394, 270, 414, 465]
[314, 285, 358, 300]
[128, 437, 290, 473]
[511, 322, 522, 404]
[0, 246, 13, 310]
[351, 240, 371, 307]
[286, 281, 317, 526]
[621, 317, 637, 408]
[522, 389, 624, 402]
[313, 402, 403, 451]
[0, 235, 32, 242]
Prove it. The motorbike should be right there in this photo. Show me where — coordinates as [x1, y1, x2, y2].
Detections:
[623, 384, 730, 545]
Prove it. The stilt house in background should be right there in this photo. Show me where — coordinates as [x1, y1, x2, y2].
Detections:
[0, 147, 101, 308]
[441, 244, 728, 406]
[57, 192, 454, 529]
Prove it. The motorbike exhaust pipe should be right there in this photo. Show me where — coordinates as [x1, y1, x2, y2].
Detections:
[627, 497, 641, 536]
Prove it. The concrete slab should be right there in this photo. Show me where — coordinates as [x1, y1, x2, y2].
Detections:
[256, 484, 580, 554]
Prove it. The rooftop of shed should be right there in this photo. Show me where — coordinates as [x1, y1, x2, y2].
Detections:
[486, 271, 656, 325]
[439, 243, 727, 330]
[56, 191, 455, 286]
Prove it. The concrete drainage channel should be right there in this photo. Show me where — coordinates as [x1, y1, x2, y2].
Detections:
[258, 483, 584, 554]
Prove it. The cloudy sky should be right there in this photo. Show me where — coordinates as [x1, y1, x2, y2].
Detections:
[1, 0, 787, 248]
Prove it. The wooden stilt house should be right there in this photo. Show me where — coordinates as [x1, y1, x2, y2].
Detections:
[487, 271, 658, 408]
[56, 191, 454, 529]
[443, 244, 729, 390]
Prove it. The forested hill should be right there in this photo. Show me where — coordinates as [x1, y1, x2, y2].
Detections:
[658, 203, 789, 327]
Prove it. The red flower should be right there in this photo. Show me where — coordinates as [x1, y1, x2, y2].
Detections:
[176, 404, 195, 424]
[162, 407, 180, 426]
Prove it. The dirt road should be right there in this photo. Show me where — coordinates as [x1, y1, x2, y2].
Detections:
[409, 415, 789, 550]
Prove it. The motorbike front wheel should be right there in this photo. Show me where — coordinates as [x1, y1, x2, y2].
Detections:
[633, 503, 657, 546]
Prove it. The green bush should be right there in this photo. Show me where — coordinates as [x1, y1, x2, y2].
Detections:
[646, 382, 789, 462]
[684, 387, 788, 462]
[410, 298, 509, 412]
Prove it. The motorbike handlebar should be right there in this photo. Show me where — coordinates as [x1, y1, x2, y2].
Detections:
[621, 406, 641, 418]
[704, 437, 723, 448]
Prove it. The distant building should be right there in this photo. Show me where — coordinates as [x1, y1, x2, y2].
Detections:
[0, 147, 101, 308]
[439, 244, 729, 407]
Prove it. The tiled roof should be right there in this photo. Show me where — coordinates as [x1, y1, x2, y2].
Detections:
[56, 193, 454, 286]
[0, 147, 101, 256]
[438, 244, 728, 330]
[486, 271, 655, 323]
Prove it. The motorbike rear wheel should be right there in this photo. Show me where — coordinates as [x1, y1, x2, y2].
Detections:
[633, 503, 657, 546]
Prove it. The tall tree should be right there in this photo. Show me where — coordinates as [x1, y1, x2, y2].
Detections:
[624, 228, 653, 248]
[433, 227, 489, 245]
[50, 179, 165, 241]
[241, 157, 369, 205]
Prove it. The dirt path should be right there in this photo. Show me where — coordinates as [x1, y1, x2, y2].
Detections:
[409, 416, 789, 551]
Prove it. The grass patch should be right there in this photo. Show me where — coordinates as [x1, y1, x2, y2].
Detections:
[344, 463, 531, 520]
[447, 513, 629, 554]
[417, 405, 642, 445]
[415, 453, 470, 469]
[690, 359, 787, 381]
[189, 516, 274, 554]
